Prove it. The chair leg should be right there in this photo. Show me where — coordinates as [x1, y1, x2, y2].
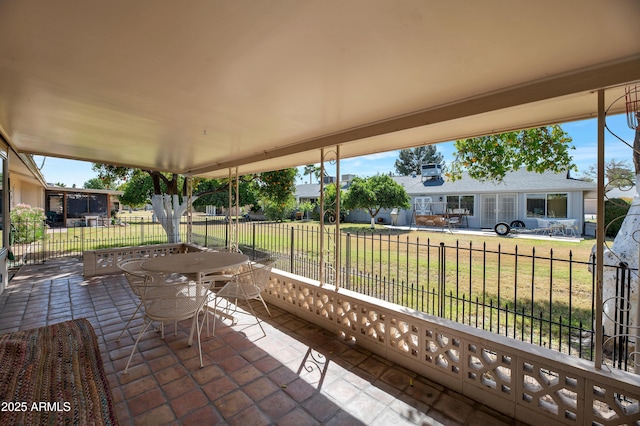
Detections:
[243, 299, 266, 337]
[211, 297, 235, 336]
[194, 312, 203, 368]
[124, 319, 154, 374]
[203, 292, 216, 337]
[116, 302, 143, 343]
[256, 294, 272, 317]
[198, 303, 210, 338]
[212, 297, 222, 336]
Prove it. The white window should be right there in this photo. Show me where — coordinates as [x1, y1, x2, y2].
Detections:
[446, 195, 474, 215]
[526, 193, 568, 218]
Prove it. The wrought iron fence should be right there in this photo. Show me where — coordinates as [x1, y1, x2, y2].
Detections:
[10, 216, 637, 370]
[8, 216, 187, 266]
[192, 220, 613, 365]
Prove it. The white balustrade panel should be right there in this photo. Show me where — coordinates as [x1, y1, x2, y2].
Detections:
[265, 269, 640, 426]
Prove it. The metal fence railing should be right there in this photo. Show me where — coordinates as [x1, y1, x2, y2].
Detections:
[10, 216, 636, 370]
[9, 216, 187, 266]
[192, 219, 634, 369]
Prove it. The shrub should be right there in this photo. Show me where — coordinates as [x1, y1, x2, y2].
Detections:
[297, 201, 315, 220]
[10, 204, 46, 243]
[261, 197, 296, 222]
[604, 198, 631, 238]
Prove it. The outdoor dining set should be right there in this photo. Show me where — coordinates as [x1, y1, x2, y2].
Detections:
[534, 218, 580, 237]
[115, 250, 275, 373]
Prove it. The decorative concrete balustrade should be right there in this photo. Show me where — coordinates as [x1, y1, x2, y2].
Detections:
[263, 269, 640, 426]
[83, 243, 205, 277]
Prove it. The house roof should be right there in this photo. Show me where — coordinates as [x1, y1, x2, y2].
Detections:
[46, 186, 124, 196]
[297, 170, 597, 198]
[295, 184, 322, 199]
[0, 1, 638, 180]
[605, 185, 637, 199]
[396, 170, 597, 196]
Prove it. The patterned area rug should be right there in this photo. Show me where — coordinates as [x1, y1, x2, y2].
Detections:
[0, 318, 118, 425]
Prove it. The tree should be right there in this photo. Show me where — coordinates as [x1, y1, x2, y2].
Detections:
[302, 165, 322, 184]
[93, 166, 189, 243]
[83, 178, 105, 190]
[117, 171, 156, 208]
[582, 158, 635, 188]
[255, 169, 299, 206]
[343, 175, 410, 228]
[92, 164, 298, 242]
[84, 177, 110, 190]
[193, 178, 258, 212]
[322, 183, 346, 223]
[297, 201, 315, 221]
[448, 125, 576, 182]
[394, 145, 444, 176]
[254, 169, 299, 221]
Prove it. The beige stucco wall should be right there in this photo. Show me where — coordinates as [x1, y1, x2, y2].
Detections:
[10, 174, 45, 209]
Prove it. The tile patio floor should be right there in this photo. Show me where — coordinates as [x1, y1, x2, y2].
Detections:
[0, 259, 530, 426]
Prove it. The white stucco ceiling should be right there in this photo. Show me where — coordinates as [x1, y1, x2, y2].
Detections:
[0, 1, 639, 178]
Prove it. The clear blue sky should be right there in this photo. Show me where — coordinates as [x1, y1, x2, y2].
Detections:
[35, 114, 634, 188]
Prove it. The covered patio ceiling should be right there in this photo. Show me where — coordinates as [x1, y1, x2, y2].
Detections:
[0, 1, 639, 179]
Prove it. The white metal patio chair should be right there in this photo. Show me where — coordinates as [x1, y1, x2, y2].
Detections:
[249, 257, 276, 316]
[116, 257, 191, 342]
[116, 258, 157, 343]
[123, 280, 209, 373]
[212, 258, 276, 337]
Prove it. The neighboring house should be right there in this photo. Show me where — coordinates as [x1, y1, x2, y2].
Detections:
[8, 153, 49, 211]
[3, 153, 123, 229]
[295, 170, 597, 232]
[294, 183, 321, 205]
[45, 186, 123, 227]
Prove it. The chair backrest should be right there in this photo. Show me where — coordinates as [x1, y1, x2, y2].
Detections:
[250, 258, 275, 291]
[142, 281, 209, 322]
[118, 258, 153, 296]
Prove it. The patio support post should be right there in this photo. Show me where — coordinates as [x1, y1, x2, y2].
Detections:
[335, 145, 341, 291]
[235, 167, 239, 252]
[637, 251, 640, 374]
[319, 149, 325, 286]
[186, 177, 193, 244]
[227, 168, 232, 250]
[1, 147, 7, 294]
[2, 148, 8, 250]
[595, 89, 605, 369]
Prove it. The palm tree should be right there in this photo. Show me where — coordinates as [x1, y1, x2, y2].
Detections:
[303, 165, 320, 184]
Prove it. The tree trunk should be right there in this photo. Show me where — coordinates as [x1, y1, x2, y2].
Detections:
[151, 193, 189, 244]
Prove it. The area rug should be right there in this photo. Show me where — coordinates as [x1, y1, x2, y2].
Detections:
[0, 318, 118, 425]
